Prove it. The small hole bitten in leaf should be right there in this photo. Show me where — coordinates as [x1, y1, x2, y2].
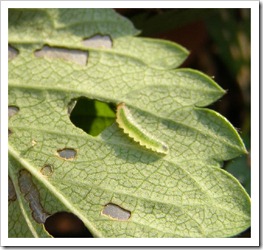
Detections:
[44, 212, 93, 238]
[8, 45, 18, 60]
[102, 203, 131, 221]
[82, 34, 112, 49]
[57, 148, 77, 160]
[8, 176, 17, 202]
[69, 97, 115, 136]
[8, 106, 19, 118]
[18, 169, 50, 223]
[40, 164, 53, 177]
[34, 45, 88, 66]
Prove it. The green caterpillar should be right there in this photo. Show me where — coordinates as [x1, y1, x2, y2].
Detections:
[116, 103, 169, 155]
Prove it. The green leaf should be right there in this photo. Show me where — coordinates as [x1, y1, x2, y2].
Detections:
[8, 9, 250, 238]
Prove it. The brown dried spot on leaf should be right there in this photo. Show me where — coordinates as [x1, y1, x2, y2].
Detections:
[82, 34, 112, 49]
[102, 203, 131, 221]
[35, 45, 88, 66]
[57, 148, 77, 160]
[18, 169, 49, 223]
[40, 164, 53, 177]
[8, 176, 17, 202]
[8, 45, 18, 60]
[8, 106, 19, 118]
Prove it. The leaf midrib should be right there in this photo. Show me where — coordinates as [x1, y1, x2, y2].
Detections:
[9, 83, 240, 154]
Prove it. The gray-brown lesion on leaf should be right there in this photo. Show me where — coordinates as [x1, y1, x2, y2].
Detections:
[8, 176, 17, 202]
[9, 106, 19, 137]
[18, 169, 50, 224]
[8, 45, 19, 60]
[34, 45, 88, 66]
[40, 164, 53, 177]
[57, 148, 77, 160]
[8, 129, 13, 136]
[8, 106, 19, 118]
[82, 34, 112, 49]
[101, 203, 131, 221]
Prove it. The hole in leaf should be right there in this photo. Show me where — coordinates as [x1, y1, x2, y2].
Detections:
[18, 169, 50, 223]
[40, 164, 53, 177]
[34, 45, 88, 66]
[102, 203, 131, 221]
[8, 45, 18, 60]
[8, 176, 17, 202]
[8, 129, 12, 136]
[44, 212, 93, 238]
[8, 106, 19, 118]
[69, 97, 115, 136]
[57, 148, 77, 160]
[82, 34, 112, 49]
